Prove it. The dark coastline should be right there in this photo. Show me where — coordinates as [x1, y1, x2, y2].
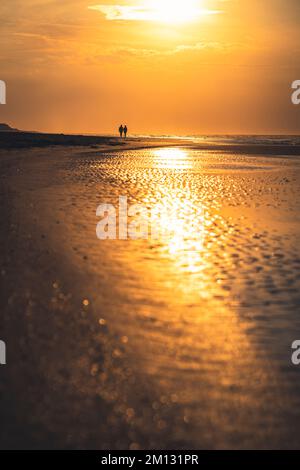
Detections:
[1, 131, 300, 155]
[0, 131, 122, 149]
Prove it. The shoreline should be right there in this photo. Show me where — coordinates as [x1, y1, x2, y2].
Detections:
[0, 131, 300, 156]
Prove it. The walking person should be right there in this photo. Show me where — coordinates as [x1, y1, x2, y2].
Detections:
[124, 125, 128, 138]
[119, 124, 124, 138]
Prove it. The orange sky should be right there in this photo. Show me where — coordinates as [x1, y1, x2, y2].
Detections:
[0, 0, 299, 134]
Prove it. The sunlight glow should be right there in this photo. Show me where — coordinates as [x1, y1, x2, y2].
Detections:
[149, 148, 206, 273]
[89, 1, 220, 23]
[153, 148, 192, 169]
[150, 192, 206, 273]
[144, 0, 209, 24]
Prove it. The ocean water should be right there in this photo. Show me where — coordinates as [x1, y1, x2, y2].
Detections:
[131, 134, 300, 146]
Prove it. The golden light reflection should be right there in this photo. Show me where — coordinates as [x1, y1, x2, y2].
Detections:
[163, 199, 202, 255]
[153, 148, 192, 169]
[134, 147, 227, 295]
[127, 148, 206, 277]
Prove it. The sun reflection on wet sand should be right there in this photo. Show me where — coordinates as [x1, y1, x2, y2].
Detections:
[101, 150, 290, 448]
[149, 191, 206, 275]
[13, 144, 300, 449]
[153, 147, 193, 169]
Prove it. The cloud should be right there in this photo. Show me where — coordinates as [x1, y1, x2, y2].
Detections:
[88, 3, 220, 22]
[173, 42, 231, 53]
[89, 5, 150, 21]
[108, 41, 234, 58]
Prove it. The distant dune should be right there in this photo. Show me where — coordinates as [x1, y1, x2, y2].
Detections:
[0, 130, 119, 149]
[0, 123, 19, 132]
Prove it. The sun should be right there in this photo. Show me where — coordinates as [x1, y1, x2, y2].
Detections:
[145, 0, 205, 24]
[89, 1, 219, 24]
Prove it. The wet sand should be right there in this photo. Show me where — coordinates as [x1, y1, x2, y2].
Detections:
[1, 138, 300, 449]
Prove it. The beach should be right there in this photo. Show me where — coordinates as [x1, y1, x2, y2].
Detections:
[1, 133, 300, 449]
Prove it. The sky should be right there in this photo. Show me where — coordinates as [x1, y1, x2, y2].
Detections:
[0, 0, 299, 134]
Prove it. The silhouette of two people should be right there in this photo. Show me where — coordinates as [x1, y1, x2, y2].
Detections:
[119, 124, 128, 138]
